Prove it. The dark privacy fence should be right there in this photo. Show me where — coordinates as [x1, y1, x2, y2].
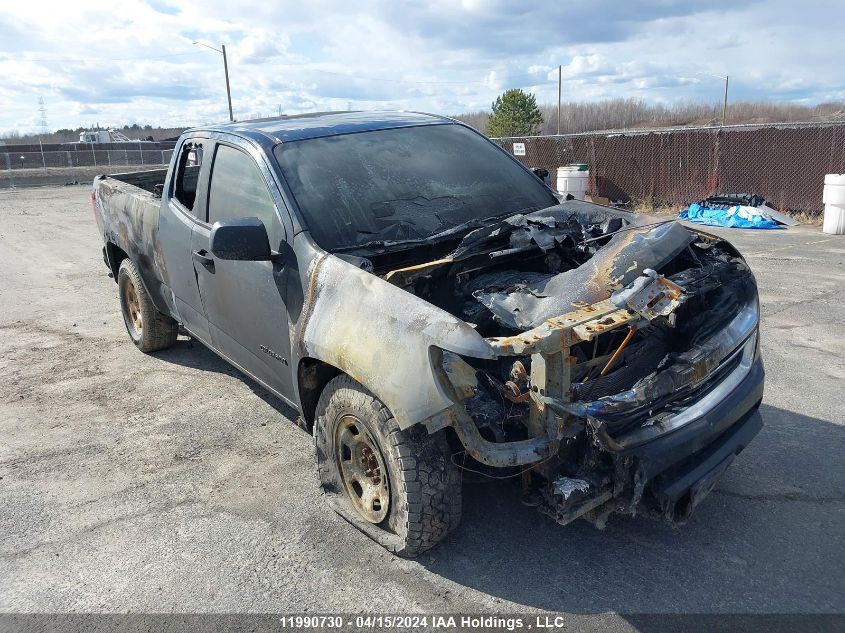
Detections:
[492, 122, 845, 216]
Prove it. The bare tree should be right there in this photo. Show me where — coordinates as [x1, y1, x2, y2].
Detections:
[453, 99, 845, 136]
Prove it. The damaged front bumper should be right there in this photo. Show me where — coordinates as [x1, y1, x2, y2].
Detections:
[544, 333, 763, 527]
[624, 348, 763, 522]
[430, 268, 763, 525]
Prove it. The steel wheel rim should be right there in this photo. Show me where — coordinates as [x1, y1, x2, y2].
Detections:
[123, 279, 142, 336]
[334, 414, 390, 524]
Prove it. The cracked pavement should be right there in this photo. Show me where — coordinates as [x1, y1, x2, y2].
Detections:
[0, 187, 843, 622]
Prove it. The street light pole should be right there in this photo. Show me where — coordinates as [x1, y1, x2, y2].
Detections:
[557, 64, 562, 135]
[221, 45, 233, 122]
[194, 41, 234, 122]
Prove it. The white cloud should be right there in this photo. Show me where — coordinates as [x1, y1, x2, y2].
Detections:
[0, 0, 843, 133]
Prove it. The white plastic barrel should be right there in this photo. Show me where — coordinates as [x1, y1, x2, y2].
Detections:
[556, 165, 589, 200]
[822, 174, 845, 235]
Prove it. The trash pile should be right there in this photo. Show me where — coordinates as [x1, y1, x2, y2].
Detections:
[679, 193, 798, 229]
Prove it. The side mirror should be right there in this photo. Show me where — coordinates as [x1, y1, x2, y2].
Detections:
[210, 217, 272, 261]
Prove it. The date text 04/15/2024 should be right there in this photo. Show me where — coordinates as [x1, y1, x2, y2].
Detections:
[279, 615, 574, 630]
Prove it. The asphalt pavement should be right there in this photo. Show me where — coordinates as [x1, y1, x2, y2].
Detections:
[0, 186, 842, 625]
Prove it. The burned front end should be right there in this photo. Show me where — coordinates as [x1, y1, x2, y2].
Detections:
[368, 201, 764, 528]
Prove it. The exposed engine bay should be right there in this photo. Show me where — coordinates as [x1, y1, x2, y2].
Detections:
[338, 200, 759, 527]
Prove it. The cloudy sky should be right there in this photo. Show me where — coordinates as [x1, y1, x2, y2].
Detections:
[1, 0, 843, 133]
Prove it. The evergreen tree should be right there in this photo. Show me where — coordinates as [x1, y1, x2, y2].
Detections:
[487, 89, 543, 137]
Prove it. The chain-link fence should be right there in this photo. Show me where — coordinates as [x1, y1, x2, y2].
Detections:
[1, 143, 176, 188]
[492, 121, 845, 217]
[2, 148, 174, 171]
[6, 125, 845, 214]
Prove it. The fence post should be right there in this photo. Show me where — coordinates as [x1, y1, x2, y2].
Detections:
[4, 152, 14, 189]
[39, 140, 47, 170]
[91, 142, 97, 167]
[139, 141, 143, 166]
[66, 150, 74, 184]
[712, 128, 722, 195]
[107, 151, 111, 167]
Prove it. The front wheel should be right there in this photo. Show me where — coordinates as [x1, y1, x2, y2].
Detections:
[314, 375, 462, 557]
[118, 258, 178, 353]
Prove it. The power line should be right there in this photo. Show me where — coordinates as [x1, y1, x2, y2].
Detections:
[285, 67, 492, 85]
[291, 66, 560, 87]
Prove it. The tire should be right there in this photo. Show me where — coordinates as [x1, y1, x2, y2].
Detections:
[314, 375, 462, 557]
[117, 258, 178, 353]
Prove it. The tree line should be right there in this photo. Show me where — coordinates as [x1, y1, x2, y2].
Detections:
[456, 91, 845, 137]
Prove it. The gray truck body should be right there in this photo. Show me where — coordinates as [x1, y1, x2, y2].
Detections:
[93, 111, 764, 528]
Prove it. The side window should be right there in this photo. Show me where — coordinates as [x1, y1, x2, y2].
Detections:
[173, 141, 203, 213]
[207, 144, 278, 234]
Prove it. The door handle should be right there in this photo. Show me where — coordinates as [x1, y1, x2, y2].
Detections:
[192, 249, 215, 272]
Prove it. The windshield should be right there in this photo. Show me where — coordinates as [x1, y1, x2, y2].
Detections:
[273, 123, 558, 251]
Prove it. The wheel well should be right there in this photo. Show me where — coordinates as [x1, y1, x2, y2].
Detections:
[106, 242, 129, 280]
[297, 358, 342, 431]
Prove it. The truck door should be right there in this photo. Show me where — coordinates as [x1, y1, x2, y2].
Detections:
[192, 140, 295, 402]
[158, 138, 212, 344]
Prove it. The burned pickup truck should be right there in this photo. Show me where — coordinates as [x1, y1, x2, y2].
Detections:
[93, 111, 763, 556]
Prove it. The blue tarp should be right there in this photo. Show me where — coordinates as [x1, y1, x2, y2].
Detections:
[679, 203, 783, 229]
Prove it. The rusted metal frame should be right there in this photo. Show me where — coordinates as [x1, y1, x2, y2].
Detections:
[486, 300, 636, 444]
[486, 299, 638, 357]
[542, 301, 758, 425]
[448, 406, 558, 467]
[444, 301, 637, 468]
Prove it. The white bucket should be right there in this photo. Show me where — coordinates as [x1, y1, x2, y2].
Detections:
[823, 174, 845, 235]
[556, 166, 589, 200]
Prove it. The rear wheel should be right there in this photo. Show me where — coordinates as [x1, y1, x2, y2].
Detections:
[314, 375, 462, 557]
[118, 259, 178, 352]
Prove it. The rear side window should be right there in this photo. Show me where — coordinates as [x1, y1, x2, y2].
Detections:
[207, 144, 277, 232]
[173, 142, 203, 212]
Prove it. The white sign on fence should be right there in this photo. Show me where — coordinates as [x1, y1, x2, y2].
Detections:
[512, 142, 526, 156]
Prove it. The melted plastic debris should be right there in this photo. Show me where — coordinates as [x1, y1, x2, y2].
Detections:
[473, 221, 693, 330]
[552, 477, 591, 499]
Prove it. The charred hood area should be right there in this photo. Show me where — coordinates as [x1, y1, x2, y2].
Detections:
[343, 200, 757, 448]
[340, 199, 760, 528]
[355, 200, 753, 334]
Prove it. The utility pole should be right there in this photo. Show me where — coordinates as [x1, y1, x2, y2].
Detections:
[557, 65, 562, 135]
[194, 41, 234, 122]
[38, 96, 49, 139]
[697, 72, 731, 127]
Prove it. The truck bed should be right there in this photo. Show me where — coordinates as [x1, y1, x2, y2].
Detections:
[104, 168, 169, 195]
[93, 171, 168, 315]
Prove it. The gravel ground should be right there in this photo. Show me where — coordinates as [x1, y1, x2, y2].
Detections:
[0, 186, 843, 623]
